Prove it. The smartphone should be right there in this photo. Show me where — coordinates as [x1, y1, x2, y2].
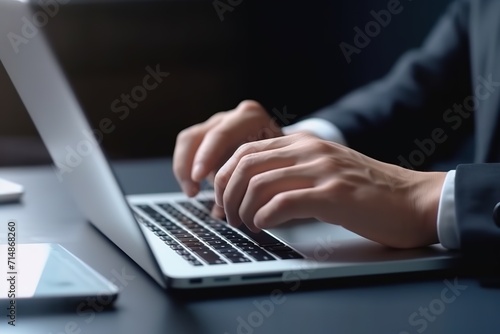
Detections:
[0, 243, 119, 312]
[0, 178, 24, 203]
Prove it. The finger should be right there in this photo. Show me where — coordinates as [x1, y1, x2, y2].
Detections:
[173, 126, 204, 196]
[172, 114, 222, 196]
[206, 171, 216, 187]
[210, 204, 226, 220]
[215, 136, 295, 206]
[191, 125, 241, 183]
[220, 149, 296, 229]
[254, 188, 321, 229]
[238, 164, 316, 231]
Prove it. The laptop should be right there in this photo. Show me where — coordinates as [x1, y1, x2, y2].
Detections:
[0, 0, 458, 289]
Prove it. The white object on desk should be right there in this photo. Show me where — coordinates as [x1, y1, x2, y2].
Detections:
[0, 178, 24, 203]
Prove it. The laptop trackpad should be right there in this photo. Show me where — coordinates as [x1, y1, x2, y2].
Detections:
[266, 219, 449, 262]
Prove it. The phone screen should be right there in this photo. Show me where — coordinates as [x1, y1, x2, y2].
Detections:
[0, 243, 119, 300]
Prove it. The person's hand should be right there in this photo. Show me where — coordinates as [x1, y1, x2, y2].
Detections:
[173, 100, 282, 201]
[214, 133, 446, 249]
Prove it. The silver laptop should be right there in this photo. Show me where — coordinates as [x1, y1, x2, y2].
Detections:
[0, 0, 457, 289]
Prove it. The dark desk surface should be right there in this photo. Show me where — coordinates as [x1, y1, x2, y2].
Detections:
[1, 158, 499, 334]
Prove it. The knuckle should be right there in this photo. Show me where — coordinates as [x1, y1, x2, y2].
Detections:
[238, 154, 257, 172]
[248, 173, 267, 192]
[324, 179, 352, 196]
[310, 139, 331, 154]
[214, 171, 229, 190]
[237, 100, 263, 112]
[176, 127, 192, 142]
[176, 124, 204, 143]
[315, 156, 337, 171]
[272, 193, 293, 210]
[235, 142, 257, 157]
[209, 111, 226, 120]
[204, 129, 228, 143]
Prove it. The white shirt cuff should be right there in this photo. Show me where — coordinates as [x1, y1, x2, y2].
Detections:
[282, 118, 348, 146]
[437, 170, 460, 249]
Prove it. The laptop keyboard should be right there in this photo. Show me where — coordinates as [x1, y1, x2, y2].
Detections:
[134, 199, 303, 266]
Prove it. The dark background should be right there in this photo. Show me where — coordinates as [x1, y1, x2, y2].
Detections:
[0, 0, 453, 166]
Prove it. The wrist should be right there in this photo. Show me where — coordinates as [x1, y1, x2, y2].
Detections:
[410, 171, 447, 246]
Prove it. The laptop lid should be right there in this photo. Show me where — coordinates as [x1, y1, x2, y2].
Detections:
[0, 0, 167, 288]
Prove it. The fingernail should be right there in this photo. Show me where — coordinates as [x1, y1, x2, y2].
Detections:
[192, 163, 204, 181]
[182, 182, 198, 197]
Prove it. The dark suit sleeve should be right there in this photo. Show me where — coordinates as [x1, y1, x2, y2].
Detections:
[310, 0, 472, 165]
[455, 164, 500, 260]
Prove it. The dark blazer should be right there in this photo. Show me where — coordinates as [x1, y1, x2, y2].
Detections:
[312, 0, 500, 257]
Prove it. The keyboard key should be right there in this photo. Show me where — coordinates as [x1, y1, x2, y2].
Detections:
[197, 199, 215, 211]
[218, 229, 237, 235]
[169, 232, 192, 239]
[237, 225, 283, 246]
[176, 249, 191, 256]
[165, 240, 178, 246]
[192, 248, 226, 265]
[263, 245, 294, 252]
[209, 222, 226, 229]
[186, 246, 206, 252]
[188, 228, 210, 234]
[186, 258, 203, 266]
[245, 250, 276, 262]
[183, 256, 204, 266]
[181, 241, 204, 248]
[211, 244, 233, 251]
[225, 255, 251, 263]
[180, 200, 210, 212]
[164, 225, 182, 232]
[200, 236, 219, 242]
[272, 251, 304, 259]
[238, 245, 261, 251]
[198, 232, 216, 238]
[176, 238, 201, 245]
[170, 245, 184, 251]
[154, 231, 166, 237]
[217, 248, 240, 255]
